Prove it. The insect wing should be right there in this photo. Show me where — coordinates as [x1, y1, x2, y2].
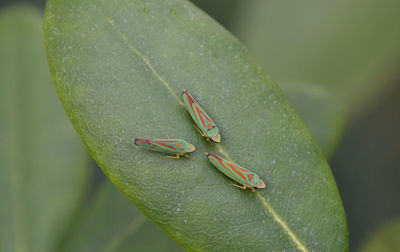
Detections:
[150, 139, 184, 154]
[223, 159, 255, 185]
[182, 90, 219, 137]
[134, 138, 154, 149]
[207, 153, 253, 186]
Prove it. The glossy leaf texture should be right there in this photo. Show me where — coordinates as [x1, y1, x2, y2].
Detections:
[280, 82, 346, 159]
[44, 0, 347, 251]
[191, 1, 349, 157]
[0, 7, 88, 252]
[63, 181, 184, 252]
[233, 0, 400, 113]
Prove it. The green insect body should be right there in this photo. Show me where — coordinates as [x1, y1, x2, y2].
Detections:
[206, 153, 266, 191]
[182, 89, 221, 143]
[134, 138, 196, 159]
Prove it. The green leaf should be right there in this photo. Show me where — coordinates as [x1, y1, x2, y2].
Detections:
[233, 0, 400, 112]
[280, 82, 346, 159]
[360, 219, 400, 252]
[0, 6, 88, 252]
[63, 181, 184, 252]
[44, 0, 347, 250]
[189, 2, 348, 158]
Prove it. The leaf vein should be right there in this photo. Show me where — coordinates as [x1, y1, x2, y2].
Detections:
[105, 16, 184, 107]
[255, 192, 308, 251]
[103, 10, 309, 252]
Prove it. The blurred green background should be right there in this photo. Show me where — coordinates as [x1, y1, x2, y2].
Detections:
[1, 0, 399, 251]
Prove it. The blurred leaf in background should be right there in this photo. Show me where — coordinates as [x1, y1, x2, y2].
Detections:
[232, 0, 400, 114]
[44, 0, 347, 250]
[0, 0, 45, 9]
[191, 2, 400, 250]
[360, 219, 400, 252]
[0, 6, 181, 252]
[191, 0, 347, 159]
[190, 0, 242, 32]
[279, 82, 346, 158]
[193, 0, 400, 161]
[1, 0, 398, 251]
[62, 180, 184, 252]
[331, 82, 400, 251]
[0, 6, 88, 252]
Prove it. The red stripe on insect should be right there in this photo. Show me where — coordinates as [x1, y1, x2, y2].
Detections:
[187, 95, 206, 127]
[216, 158, 246, 180]
[185, 92, 213, 127]
[185, 93, 196, 107]
[230, 163, 251, 173]
[227, 163, 247, 180]
[134, 138, 151, 145]
[195, 105, 206, 128]
[153, 142, 176, 150]
[186, 92, 196, 104]
[186, 94, 205, 127]
[198, 107, 213, 124]
[209, 157, 235, 175]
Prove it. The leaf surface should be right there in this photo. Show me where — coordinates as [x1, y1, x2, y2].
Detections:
[0, 7, 88, 252]
[44, 0, 347, 250]
[280, 82, 346, 158]
[63, 181, 184, 252]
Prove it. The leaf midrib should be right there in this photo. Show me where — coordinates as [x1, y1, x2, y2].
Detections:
[96, 3, 308, 251]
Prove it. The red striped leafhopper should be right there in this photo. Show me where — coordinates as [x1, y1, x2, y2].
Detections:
[206, 152, 266, 192]
[182, 89, 221, 143]
[135, 138, 196, 159]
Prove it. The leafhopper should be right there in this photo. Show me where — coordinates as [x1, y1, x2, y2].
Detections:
[206, 152, 265, 192]
[182, 89, 221, 143]
[134, 138, 196, 159]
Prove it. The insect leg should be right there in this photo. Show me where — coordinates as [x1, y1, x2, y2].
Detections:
[163, 153, 181, 159]
[192, 124, 206, 137]
[184, 153, 194, 160]
[228, 183, 247, 190]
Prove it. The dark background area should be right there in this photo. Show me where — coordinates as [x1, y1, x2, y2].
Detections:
[2, 0, 399, 250]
